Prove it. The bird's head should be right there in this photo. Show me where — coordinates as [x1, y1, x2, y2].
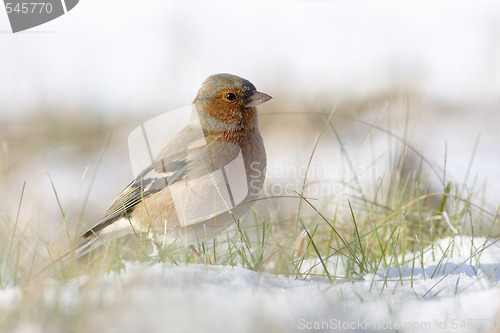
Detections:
[193, 73, 272, 132]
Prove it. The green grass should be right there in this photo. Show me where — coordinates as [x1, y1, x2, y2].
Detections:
[1, 104, 500, 331]
[2, 105, 499, 283]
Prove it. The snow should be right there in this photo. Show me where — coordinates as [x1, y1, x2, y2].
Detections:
[2, 1, 500, 331]
[1, 0, 500, 114]
[1, 236, 500, 332]
[2, 0, 500, 235]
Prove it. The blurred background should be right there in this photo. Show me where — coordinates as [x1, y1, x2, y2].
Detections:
[1, 0, 500, 249]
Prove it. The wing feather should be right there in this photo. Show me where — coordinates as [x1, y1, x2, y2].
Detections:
[82, 129, 241, 238]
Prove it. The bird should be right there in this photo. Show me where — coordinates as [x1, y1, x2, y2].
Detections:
[69, 73, 272, 259]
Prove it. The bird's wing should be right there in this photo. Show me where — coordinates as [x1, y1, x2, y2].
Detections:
[81, 154, 188, 238]
[82, 128, 241, 238]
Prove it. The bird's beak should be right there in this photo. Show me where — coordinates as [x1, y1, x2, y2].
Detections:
[246, 91, 272, 108]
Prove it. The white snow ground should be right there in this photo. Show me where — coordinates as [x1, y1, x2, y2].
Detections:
[1, 236, 500, 333]
[2, 1, 500, 332]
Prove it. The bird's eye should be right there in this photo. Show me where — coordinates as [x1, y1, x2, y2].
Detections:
[225, 93, 237, 101]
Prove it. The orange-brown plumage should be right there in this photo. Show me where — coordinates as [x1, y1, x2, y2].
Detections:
[75, 73, 271, 254]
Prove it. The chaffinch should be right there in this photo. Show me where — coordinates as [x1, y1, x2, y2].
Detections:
[74, 73, 271, 257]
